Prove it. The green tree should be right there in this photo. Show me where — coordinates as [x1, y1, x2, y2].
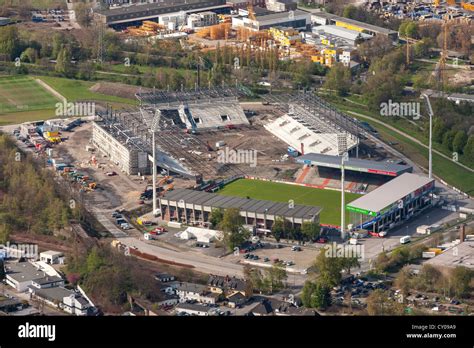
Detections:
[271, 217, 292, 242]
[324, 63, 352, 96]
[55, 46, 73, 77]
[264, 265, 287, 294]
[452, 130, 468, 154]
[313, 247, 343, 287]
[417, 264, 442, 292]
[0, 26, 20, 60]
[450, 266, 473, 298]
[339, 256, 360, 275]
[311, 281, 332, 309]
[301, 221, 320, 242]
[366, 289, 404, 315]
[432, 117, 447, 143]
[464, 135, 474, 163]
[209, 208, 224, 228]
[442, 129, 457, 151]
[219, 208, 249, 251]
[20, 47, 38, 64]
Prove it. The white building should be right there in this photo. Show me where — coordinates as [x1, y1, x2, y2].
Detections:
[39, 250, 65, 265]
[4, 262, 63, 292]
[175, 282, 219, 304]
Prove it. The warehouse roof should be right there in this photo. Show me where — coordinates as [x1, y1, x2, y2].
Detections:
[255, 9, 310, 22]
[298, 153, 412, 176]
[311, 11, 397, 36]
[97, 0, 226, 17]
[161, 188, 321, 220]
[347, 173, 434, 214]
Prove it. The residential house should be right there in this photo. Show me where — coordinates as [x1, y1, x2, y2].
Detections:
[30, 287, 94, 316]
[175, 282, 220, 304]
[154, 273, 176, 283]
[175, 302, 213, 316]
[207, 275, 247, 298]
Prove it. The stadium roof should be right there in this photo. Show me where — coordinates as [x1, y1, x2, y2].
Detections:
[160, 188, 322, 220]
[346, 173, 434, 215]
[297, 153, 412, 176]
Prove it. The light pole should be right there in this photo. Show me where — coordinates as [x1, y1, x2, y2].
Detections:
[341, 151, 349, 240]
[421, 93, 433, 179]
[151, 112, 161, 217]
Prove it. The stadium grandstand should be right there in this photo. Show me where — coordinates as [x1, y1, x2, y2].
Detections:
[346, 173, 435, 233]
[159, 188, 322, 229]
[262, 91, 361, 156]
[297, 153, 413, 177]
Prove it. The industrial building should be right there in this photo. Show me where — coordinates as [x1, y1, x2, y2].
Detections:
[310, 11, 399, 40]
[95, 0, 229, 28]
[346, 173, 435, 233]
[232, 8, 311, 31]
[159, 188, 321, 229]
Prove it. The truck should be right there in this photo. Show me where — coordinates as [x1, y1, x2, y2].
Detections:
[400, 235, 411, 244]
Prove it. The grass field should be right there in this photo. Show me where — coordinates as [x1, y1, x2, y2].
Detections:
[218, 179, 362, 226]
[0, 76, 59, 115]
[37, 76, 137, 106]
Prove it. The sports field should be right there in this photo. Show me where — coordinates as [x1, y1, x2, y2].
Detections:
[0, 76, 59, 114]
[218, 179, 362, 226]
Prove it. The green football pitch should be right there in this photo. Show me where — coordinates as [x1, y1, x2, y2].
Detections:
[218, 179, 362, 226]
[0, 76, 59, 114]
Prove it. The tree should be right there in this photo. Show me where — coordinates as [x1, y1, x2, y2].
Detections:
[55, 46, 73, 77]
[302, 280, 331, 309]
[394, 266, 412, 299]
[399, 21, 418, 39]
[271, 217, 292, 242]
[450, 266, 473, 298]
[464, 136, 474, 163]
[366, 289, 404, 315]
[20, 47, 38, 64]
[209, 208, 224, 228]
[311, 281, 332, 309]
[416, 264, 442, 292]
[432, 117, 447, 143]
[313, 247, 343, 287]
[219, 208, 249, 251]
[264, 265, 287, 294]
[324, 63, 352, 96]
[242, 265, 256, 297]
[0, 26, 20, 60]
[442, 129, 457, 151]
[339, 256, 360, 275]
[75, 2, 92, 27]
[452, 130, 468, 154]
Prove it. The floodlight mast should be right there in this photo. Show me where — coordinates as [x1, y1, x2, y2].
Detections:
[421, 93, 433, 180]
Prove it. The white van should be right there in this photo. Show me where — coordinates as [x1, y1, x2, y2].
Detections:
[400, 235, 411, 244]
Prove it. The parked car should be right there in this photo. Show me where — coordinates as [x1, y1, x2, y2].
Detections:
[263, 257, 270, 262]
[291, 246, 302, 252]
[105, 171, 117, 176]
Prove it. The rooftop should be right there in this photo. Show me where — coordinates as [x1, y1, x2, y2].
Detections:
[5, 262, 46, 283]
[347, 173, 434, 214]
[426, 241, 474, 270]
[311, 11, 398, 36]
[30, 286, 74, 302]
[298, 153, 413, 176]
[161, 188, 322, 220]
